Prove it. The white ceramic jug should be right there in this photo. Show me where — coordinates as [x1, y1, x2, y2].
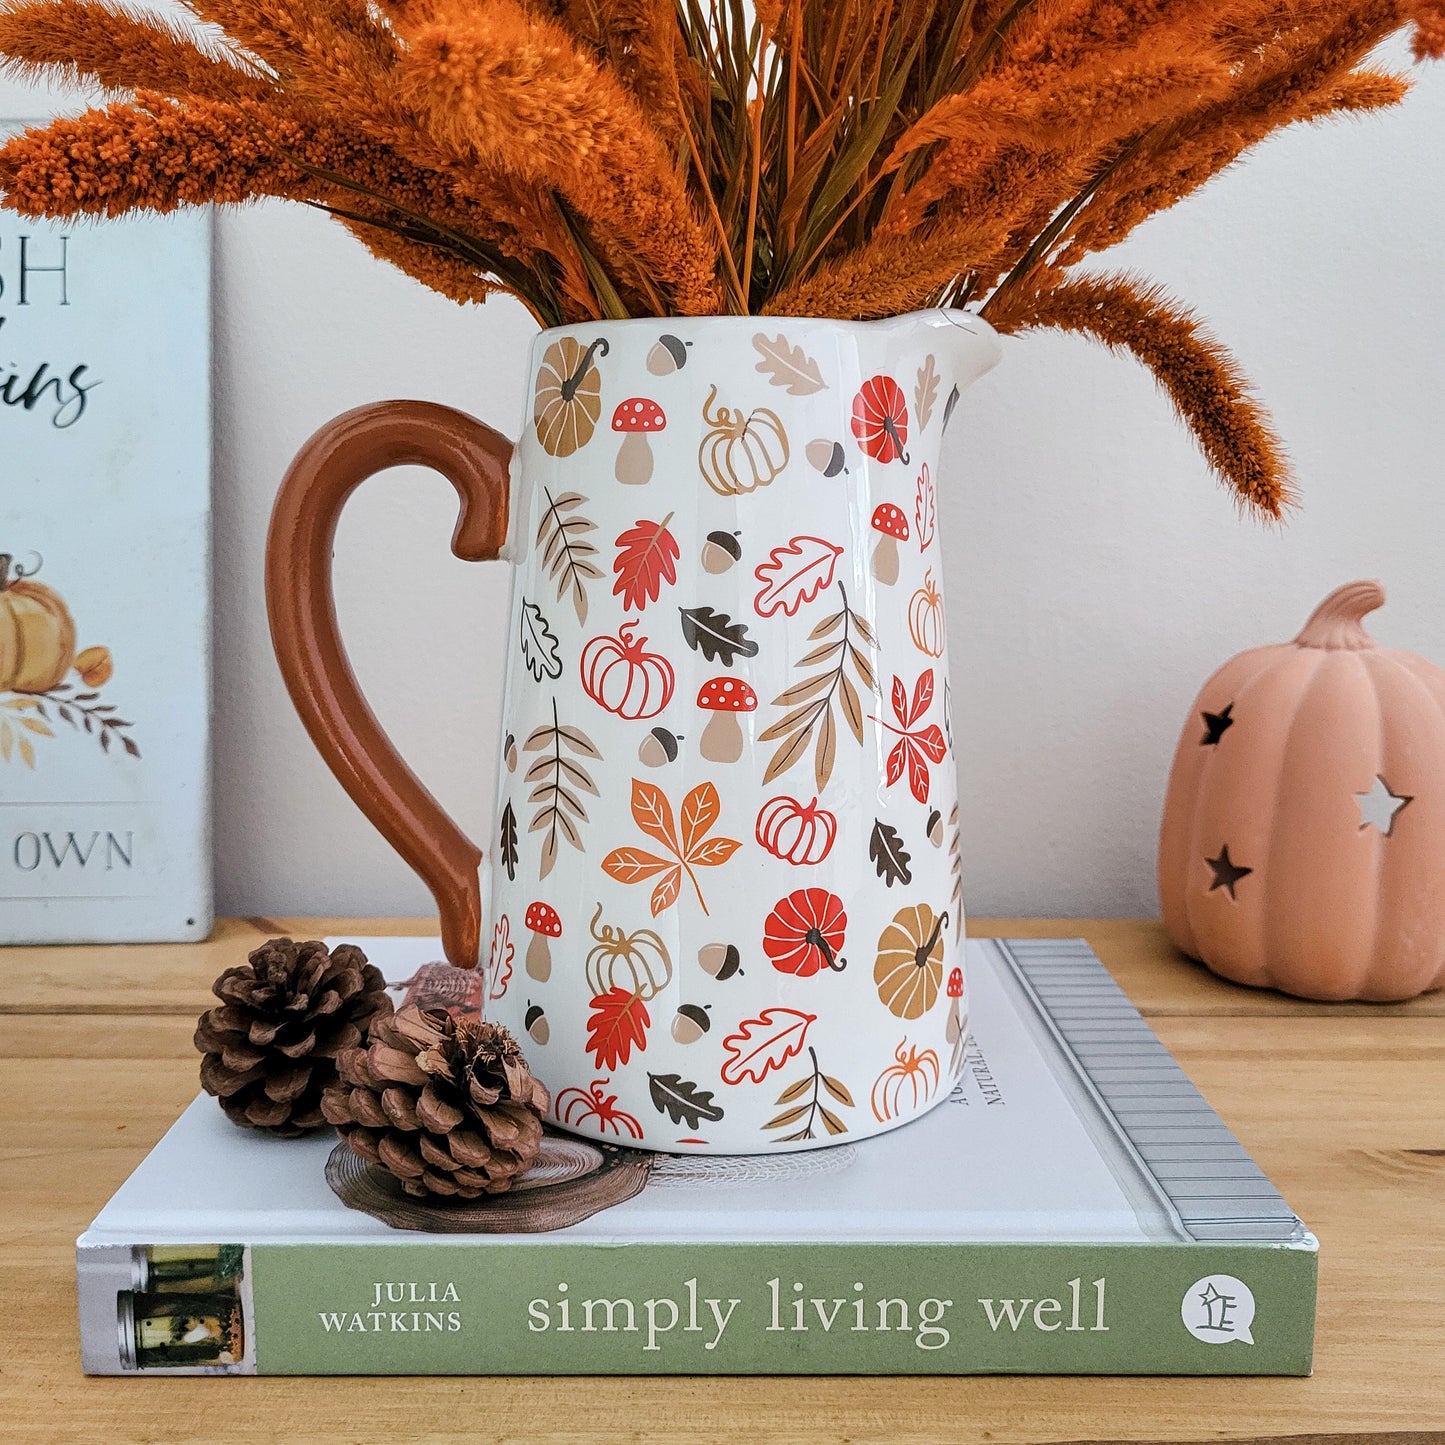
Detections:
[267, 309, 1001, 1152]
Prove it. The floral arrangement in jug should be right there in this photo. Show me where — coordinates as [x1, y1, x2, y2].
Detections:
[2, 0, 1443, 515]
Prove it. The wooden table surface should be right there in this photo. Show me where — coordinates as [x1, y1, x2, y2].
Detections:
[2, 916, 1441, 1445]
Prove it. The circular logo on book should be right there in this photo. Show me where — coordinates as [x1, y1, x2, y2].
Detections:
[1181, 1274, 1256, 1344]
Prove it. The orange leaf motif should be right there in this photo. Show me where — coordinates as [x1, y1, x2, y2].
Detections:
[629, 777, 679, 851]
[679, 779, 721, 854]
[721, 1009, 816, 1085]
[586, 987, 651, 1070]
[602, 778, 741, 916]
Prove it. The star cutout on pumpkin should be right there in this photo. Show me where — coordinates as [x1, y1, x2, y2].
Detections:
[1205, 845, 1253, 899]
[1356, 775, 1411, 836]
[1200, 703, 1235, 746]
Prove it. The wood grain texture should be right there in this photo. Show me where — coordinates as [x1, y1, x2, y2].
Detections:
[1, 917, 1442, 1443]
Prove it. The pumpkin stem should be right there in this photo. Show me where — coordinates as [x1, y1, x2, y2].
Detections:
[0, 555, 10, 591]
[560, 337, 609, 401]
[914, 911, 948, 967]
[1293, 581, 1385, 651]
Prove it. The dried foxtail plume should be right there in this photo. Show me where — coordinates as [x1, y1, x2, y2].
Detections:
[0, 0, 1441, 504]
[986, 273, 1293, 519]
[0, 0, 270, 98]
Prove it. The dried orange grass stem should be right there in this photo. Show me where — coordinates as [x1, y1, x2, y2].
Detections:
[1, 0, 1442, 514]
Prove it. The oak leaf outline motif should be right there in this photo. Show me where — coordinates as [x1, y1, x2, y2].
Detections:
[721, 1008, 815, 1086]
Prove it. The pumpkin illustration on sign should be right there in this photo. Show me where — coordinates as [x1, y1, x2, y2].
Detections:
[0, 552, 137, 767]
[533, 335, 609, 457]
[764, 887, 848, 976]
[851, 375, 910, 465]
[698, 385, 790, 495]
[580, 621, 674, 720]
[756, 795, 837, 866]
[874, 904, 948, 1019]
[0, 553, 75, 692]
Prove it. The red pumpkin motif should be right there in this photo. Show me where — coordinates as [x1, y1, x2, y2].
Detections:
[580, 620, 674, 720]
[763, 887, 847, 976]
[851, 375, 910, 465]
[755, 795, 837, 865]
[555, 1078, 644, 1139]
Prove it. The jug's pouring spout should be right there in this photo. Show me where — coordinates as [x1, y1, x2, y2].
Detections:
[883, 307, 1003, 397]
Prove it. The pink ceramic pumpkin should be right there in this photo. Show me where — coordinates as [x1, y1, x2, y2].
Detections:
[1159, 581, 1445, 1002]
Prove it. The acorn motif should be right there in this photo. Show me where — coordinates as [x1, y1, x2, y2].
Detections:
[525, 1002, 550, 1046]
[639, 726, 682, 767]
[926, 809, 944, 847]
[698, 942, 741, 981]
[701, 529, 742, 574]
[806, 439, 848, 477]
[647, 334, 691, 375]
[671, 1003, 711, 1044]
[504, 733, 518, 772]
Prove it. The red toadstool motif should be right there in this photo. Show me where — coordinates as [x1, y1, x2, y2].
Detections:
[696, 676, 758, 763]
[870, 502, 910, 585]
[524, 900, 562, 981]
[612, 397, 666, 485]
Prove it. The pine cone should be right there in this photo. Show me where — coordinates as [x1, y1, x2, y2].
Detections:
[322, 1007, 550, 1198]
[195, 938, 393, 1137]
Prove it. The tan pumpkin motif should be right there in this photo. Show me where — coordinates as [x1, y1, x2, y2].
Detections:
[755, 794, 837, 866]
[698, 385, 790, 495]
[873, 903, 948, 1019]
[580, 621, 674, 720]
[585, 903, 673, 1000]
[1160, 580, 1445, 1002]
[907, 569, 946, 658]
[0, 555, 76, 693]
[869, 1039, 941, 1122]
[533, 336, 609, 457]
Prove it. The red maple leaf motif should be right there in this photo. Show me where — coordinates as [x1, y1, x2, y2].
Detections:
[875, 668, 947, 803]
[585, 986, 651, 1069]
[612, 515, 679, 611]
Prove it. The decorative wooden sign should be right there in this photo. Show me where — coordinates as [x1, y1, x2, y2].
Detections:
[0, 133, 211, 943]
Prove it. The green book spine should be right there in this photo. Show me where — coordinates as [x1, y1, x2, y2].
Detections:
[248, 1241, 1315, 1375]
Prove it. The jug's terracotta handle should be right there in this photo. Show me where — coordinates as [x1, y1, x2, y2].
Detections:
[265, 401, 512, 968]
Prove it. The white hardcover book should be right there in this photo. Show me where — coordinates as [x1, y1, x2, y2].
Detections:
[0, 132, 212, 942]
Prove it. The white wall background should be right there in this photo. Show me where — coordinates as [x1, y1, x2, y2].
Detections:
[6, 42, 1444, 921]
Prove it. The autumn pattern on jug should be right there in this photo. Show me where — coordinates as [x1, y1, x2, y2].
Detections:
[484, 311, 1001, 1153]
